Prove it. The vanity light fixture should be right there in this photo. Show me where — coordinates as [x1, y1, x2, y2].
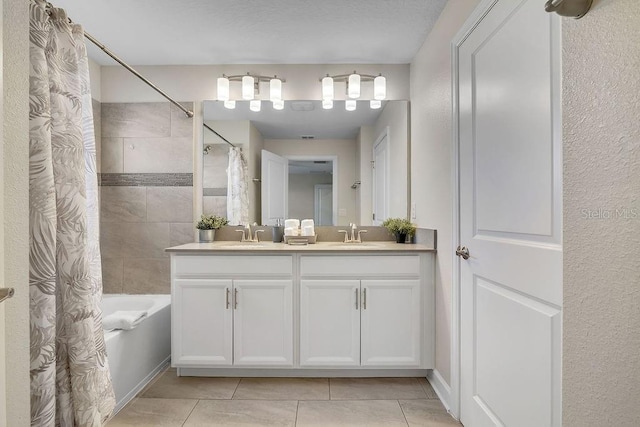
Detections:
[319, 71, 386, 110]
[249, 99, 261, 112]
[217, 73, 286, 109]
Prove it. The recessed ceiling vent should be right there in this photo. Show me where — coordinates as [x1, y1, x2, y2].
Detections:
[301, 135, 315, 140]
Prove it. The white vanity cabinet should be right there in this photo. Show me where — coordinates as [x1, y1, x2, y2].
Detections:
[171, 255, 294, 367]
[169, 246, 434, 375]
[299, 255, 423, 368]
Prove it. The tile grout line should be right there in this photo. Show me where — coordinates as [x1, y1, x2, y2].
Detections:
[397, 399, 411, 427]
[294, 400, 300, 426]
[230, 377, 242, 400]
[181, 398, 200, 427]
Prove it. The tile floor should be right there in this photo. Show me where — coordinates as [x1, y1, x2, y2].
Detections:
[107, 368, 461, 426]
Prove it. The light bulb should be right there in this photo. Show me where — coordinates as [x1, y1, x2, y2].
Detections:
[223, 100, 236, 109]
[242, 75, 255, 100]
[322, 99, 333, 110]
[250, 99, 261, 112]
[348, 73, 360, 99]
[374, 75, 386, 100]
[370, 100, 382, 109]
[322, 76, 334, 100]
[270, 78, 282, 101]
[345, 100, 357, 111]
[272, 99, 284, 110]
[217, 77, 230, 101]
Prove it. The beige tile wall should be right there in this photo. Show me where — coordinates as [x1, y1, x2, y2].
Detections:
[100, 102, 195, 294]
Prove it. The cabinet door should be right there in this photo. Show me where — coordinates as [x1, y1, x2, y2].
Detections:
[300, 280, 361, 366]
[172, 279, 233, 366]
[233, 280, 293, 366]
[361, 279, 421, 367]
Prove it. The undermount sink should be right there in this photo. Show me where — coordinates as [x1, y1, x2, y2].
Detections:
[212, 242, 270, 249]
[326, 241, 385, 248]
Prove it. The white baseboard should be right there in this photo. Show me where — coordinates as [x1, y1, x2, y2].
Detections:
[427, 369, 452, 412]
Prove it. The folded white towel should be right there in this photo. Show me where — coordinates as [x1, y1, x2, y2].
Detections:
[301, 225, 315, 236]
[301, 219, 315, 229]
[284, 219, 300, 229]
[103, 310, 148, 331]
[284, 227, 298, 236]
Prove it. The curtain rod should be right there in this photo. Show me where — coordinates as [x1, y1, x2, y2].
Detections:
[203, 123, 236, 148]
[45, 1, 195, 118]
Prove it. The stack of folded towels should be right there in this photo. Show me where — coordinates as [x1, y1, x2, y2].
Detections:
[283, 219, 315, 237]
[103, 310, 148, 331]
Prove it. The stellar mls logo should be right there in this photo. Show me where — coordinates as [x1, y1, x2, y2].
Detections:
[581, 207, 638, 220]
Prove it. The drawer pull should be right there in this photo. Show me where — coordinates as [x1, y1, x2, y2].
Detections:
[355, 288, 359, 309]
[225, 288, 230, 309]
[363, 288, 367, 310]
[234, 288, 238, 309]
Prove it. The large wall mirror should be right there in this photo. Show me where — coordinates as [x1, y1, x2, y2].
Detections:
[201, 99, 409, 226]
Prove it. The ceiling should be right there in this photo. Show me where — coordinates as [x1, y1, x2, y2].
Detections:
[203, 100, 386, 140]
[54, 0, 447, 66]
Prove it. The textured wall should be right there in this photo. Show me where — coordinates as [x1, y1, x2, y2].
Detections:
[100, 102, 195, 294]
[410, 0, 482, 386]
[3, 0, 30, 423]
[563, 1, 640, 425]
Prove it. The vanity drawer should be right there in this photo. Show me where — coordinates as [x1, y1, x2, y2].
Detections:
[300, 255, 421, 277]
[172, 255, 293, 277]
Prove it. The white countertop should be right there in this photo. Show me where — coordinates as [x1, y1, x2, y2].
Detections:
[165, 241, 435, 253]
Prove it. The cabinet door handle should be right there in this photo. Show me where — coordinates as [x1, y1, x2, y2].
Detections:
[234, 288, 238, 309]
[225, 288, 230, 309]
[363, 288, 367, 310]
[355, 288, 359, 309]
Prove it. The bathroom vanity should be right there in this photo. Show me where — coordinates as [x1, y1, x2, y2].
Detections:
[166, 242, 435, 377]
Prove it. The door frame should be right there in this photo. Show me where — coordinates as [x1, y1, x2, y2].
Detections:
[285, 155, 338, 226]
[450, 0, 562, 420]
[372, 127, 390, 225]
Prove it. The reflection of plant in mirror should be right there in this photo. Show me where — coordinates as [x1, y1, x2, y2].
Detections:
[196, 214, 229, 230]
[382, 217, 417, 237]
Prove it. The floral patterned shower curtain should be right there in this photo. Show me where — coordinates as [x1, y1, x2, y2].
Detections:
[29, 0, 115, 425]
[227, 147, 250, 225]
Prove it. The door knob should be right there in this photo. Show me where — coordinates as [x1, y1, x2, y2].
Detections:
[456, 246, 470, 260]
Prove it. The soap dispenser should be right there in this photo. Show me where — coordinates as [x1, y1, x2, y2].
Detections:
[272, 218, 284, 243]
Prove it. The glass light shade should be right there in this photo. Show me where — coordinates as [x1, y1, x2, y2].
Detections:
[348, 73, 361, 99]
[270, 78, 282, 101]
[370, 99, 382, 109]
[272, 99, 284, 110]
[322, 76, 334, 100]
[322, 99, 333, 110]
[217, 77, 230, 101]
[242, 75, 255, 100]
[374, 75, 386, 100]
[345, 99, 357, 111]
[249, 99, 261, 112]
[223, 100, 236, 109]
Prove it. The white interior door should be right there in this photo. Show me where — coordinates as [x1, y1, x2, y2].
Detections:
[0, 156, 5, 426]
[314, 184, 333, 226]
[372, 130, 389, 225]
[457, 1, 562, 426]
[261, 149, 288, 225]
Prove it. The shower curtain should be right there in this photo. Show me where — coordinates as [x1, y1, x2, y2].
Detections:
[226, 147, 250, 225]
[29, 1, 115, 425]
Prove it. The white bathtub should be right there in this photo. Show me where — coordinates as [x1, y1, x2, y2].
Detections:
[101, 294, 171, 414]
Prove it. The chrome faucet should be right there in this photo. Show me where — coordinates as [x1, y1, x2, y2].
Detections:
[338, 223, 367, 243]
[236, 224, 265, 242]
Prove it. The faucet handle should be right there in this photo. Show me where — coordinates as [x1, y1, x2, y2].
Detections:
[254, 229, 265, 242]
[356, 229, 367, 243]
[338, 230, 349, 243]
[235, 229, 246, 242]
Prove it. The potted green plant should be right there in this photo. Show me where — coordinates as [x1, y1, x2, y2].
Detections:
[196, 214, 229, 242]
[382, 217, 417, 243]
